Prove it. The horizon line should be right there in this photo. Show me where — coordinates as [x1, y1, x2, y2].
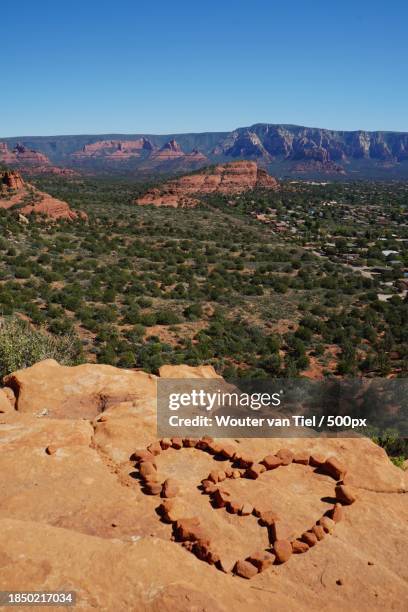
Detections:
[2, 122, 408, 140]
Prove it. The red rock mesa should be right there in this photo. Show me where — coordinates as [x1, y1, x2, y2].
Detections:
[136, 161, 279, 207]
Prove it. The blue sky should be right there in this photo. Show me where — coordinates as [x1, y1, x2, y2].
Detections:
[2, 0, 407, 136]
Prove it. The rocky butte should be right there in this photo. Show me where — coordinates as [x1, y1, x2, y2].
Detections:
[0, 142, 50, 167]
[136, 161, 279, 207]
[150, 139, 185, 161]
[141, 140, 209, 171]
[71, 138, 154, 160]
[0, 358, 406, 610]
[0, 142, 76, 175]
[0, 170, 87, 221]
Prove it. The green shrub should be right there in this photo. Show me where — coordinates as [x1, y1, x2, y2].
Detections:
[390, 456, 406, 470]
[156, 310, 181, 325]
[0, 316, 83, 379]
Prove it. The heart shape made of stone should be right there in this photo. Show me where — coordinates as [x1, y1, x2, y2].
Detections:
[131, 437, 356, 579]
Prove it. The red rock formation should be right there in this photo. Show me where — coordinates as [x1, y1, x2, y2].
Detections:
[136, 161, 279, 207]
[71, 138, 154, 160]
[185, 149, 208, 162]
[150, 139, 185, 161]
[0, 170, 87, 221]
[12, 143, 49, 165]
[1, 170, 25, 190]
[19, 192, 87, 221]
[0, 142, 17, 165]
[0, 142, 72, 174]
[70, 138, 209, 170]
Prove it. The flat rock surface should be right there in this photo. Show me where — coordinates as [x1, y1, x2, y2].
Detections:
[0, 360, 407, 610]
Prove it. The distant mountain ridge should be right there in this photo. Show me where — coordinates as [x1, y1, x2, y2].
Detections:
[2, 123, 408, 178]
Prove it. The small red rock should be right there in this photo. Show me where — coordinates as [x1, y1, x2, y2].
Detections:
[160, 498, 175, 519]
[219, 444, 236, 459]
[143, 474, 159, 485]
[312, 525, 325, 541]
[292, 540, 309, 554]
[208, 469, 225, 483]
[159, 438, 172, 450]
[309, 453, 326, 468]
[175, 517, 202, 541]
[45, 445, 57, 455]
[293, 453, 309, 465]
[131, 449, 156, 463]
[171, 437, 183, 449]
[247, 550, 274, 572]
[201, 479, 218, 494]
[193, 541, 219, 565]
[331, 504, 344, 523]
[206, 441, 222, 454]
[235, 453, 255, 468]
[205, 483, 219, 495]
[227, 499, 242, 514]
[319, 516, 336, 534]
[234, 559, 258, 579]
[195, 440, 209, 451]
[246, 463, 266, 479]
[240, 502, 253, 516]
[196, 436, 213, 451]
[213, 489, 231, 508]
[258, 510, 279, 526]
[144, 482, 162, 495]
[335, 485, 356, 505]
[161, 498, 175, 511]
[276, 448, 294, 465]
[262, 455, 282, 470]
[162, 478, 180, 498]
[183, 438, 198, 447]
[147, 441, 162, 456]
[274, 540, 292, 563]
[302, 531, 318, 547]
[324, 457, 347, 481]
[139, 461, 157, 479]
[208, 470, 219, 484]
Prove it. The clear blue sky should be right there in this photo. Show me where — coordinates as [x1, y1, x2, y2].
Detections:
[2, 0, 407, 136]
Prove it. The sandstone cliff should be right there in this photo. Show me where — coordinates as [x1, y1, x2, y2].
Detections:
[71, 138, 154, 161]
[150, 139, 185, 161]
[0, 142, 75, 175]
[0, 358, 406, 611]
[0, 142, 50, 167]
[0, 171, 87, 221]
[136, 161, 279, 208]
